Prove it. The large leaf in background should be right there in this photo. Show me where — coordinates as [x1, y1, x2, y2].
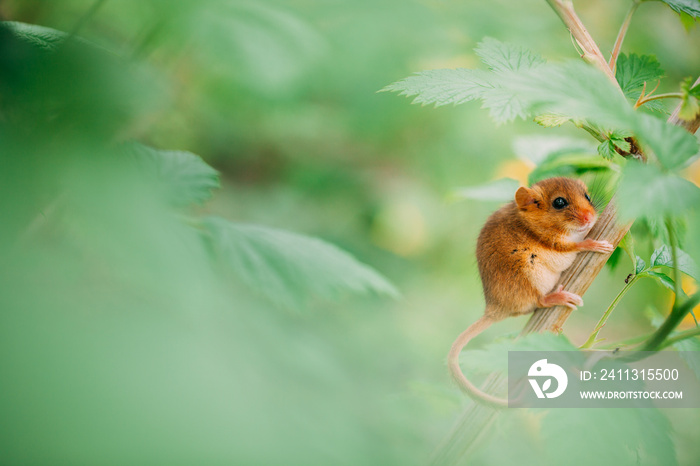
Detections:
[528, 152, 615, 184]
[384, 39, 631, 126]
[512, 135, 594, 166]
[381, 38, 542, 121]
[656, 0, 700, 17]
[635, 114, 699, 169]
[194, 1, 326, 94]
[2, 21, 66, 50]
[617, 162, 700, 220]
[451, 178, 520, 203]
[542, 408, 675, 466]
[474, 37, 546, 73]
[201, 217, 399, 310]
[126, 142, 220, 207]
[380, 68, 491, 107]
[615, 53, 666, 112]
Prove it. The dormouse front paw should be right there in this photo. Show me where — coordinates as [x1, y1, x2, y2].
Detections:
[576, 239, 614, 254]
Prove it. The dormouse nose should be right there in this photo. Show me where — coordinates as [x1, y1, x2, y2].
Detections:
[581, 210, 595, 224]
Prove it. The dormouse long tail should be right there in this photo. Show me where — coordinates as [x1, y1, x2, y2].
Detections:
[447, 315, 508, 408]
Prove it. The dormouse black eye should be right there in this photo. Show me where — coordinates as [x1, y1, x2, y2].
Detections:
[552, 197, 568, 209]
[585, 193, 591, 203]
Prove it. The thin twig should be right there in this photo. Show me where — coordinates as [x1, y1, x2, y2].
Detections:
[609, 1, 640, 75]
[635, 92, 682, 108]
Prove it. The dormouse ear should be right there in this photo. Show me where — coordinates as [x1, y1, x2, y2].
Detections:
[515, 186, 538, 210]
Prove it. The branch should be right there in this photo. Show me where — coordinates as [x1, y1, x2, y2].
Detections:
[431, 41, 700, 466]
[545, 0, 619, 88]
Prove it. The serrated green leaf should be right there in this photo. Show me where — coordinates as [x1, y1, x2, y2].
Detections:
[380, 68, 491, 107]
[688, 81, 700, 98]
[126, 142, 220, 207]
[474, 37, 546, 73]
[200, 217, 399, 310]
[615, 53, 668, 113]
[387, 44, 630, 127]
[650, 244, 700, 280]
[618, 162, 700, 221]
[2, 21, 66, 51]
[504, 61, 631, 127]
[636, 256, 647, 274]
[634, 114, 699, 169]
[615, 53, 665, 96]
[451, 178, 520, 203]
[597, 140, 618, 160]
[610, 131, 632, 153]
[656, 0, 700, 18]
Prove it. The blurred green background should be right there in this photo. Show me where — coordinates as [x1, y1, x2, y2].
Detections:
[1, 0, 699, 464]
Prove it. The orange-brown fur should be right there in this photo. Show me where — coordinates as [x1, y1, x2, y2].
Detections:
[448, 177, 613, 408]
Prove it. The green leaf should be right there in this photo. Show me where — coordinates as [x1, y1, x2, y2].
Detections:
[386, 42, 630, 127]
[644, 270, 678, 292]
[635, 114, 699, 170]
[528, 151, 615, 184]
[541, 408, 675, 466]
[679, 77, 700, 121]
[617, 232, 635, 269]
[2, 21, 66, 51]
[126, 142, 220, 207]
[382, 38, 544, 122]
[533, 114, 572, 127]
[610, 130, 632, 152]
[615, 53, 665, 97]
[617, 162, 700, 221]
[615, 53, 667, 113]
[200, 217, 399, 310]
[503, 61, 631, 127]
[474, 37, 546, 73]
[650, 244, 700, 280]
[451, 178, 520, 203]
[380, 68, 491, 107]
[656, 0, 700, 18]
[674, 337, 700, 381]
[513, 136, 594, 165]
[636, 255, 647, 274]
[597, 140, 618, 160]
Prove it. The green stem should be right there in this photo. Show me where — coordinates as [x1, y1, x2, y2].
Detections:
[580, 275, 639, 348]
[636, 92, 683, 107]
[580, 124, 607, 142]
[666, 217, 682, 307]
[598, 332, 648, 349]
[658, 326, 700, 350]
[609, 1, 640, 74]
[638, 292, 700, 352]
